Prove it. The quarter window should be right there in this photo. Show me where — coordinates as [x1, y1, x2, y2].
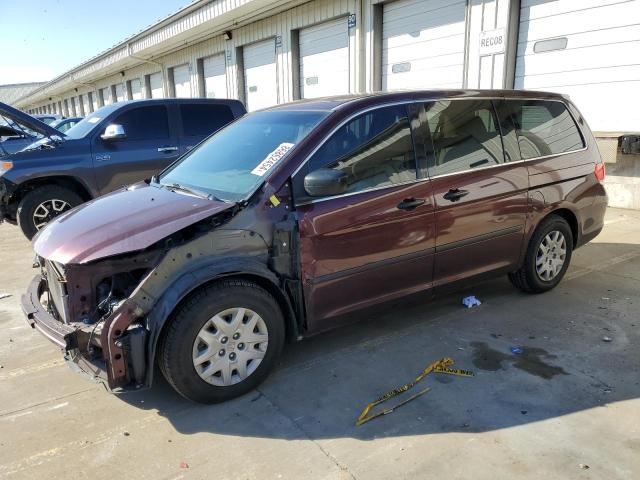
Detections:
[505, 100, 584, 159]
[307, 105, 417, 195]
[423, 100, 504, 177]
[112, 106, 170, 140]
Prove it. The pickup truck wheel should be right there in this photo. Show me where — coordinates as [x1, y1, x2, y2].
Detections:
[17, 186, 83, 239]
[158, 279, 285, 404]
[508, 214, 573, 293]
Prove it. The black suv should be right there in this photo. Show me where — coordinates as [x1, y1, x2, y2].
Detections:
[0, 98, 245, 238]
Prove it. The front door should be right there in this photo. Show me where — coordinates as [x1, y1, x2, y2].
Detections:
[92, 104, 179, 194]
[419, 99, 529, 287]
[294, 104, 436, 333]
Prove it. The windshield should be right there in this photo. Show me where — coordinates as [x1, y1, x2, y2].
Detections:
[64, 110, 105, 139]
[159, 110, 329, 202]
[0, 114, 38, 138]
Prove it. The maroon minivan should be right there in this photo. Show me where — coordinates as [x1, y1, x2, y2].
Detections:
[22, 90, 607, 403]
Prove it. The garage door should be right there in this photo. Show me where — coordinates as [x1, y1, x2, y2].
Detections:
[299, 18, 350, 98]
[243, 39, 278, 111]
[382, 0, 467, 90]
[515, 0, 640, 132]
[82, 94, 91, 114]
[100, 87, 111, 106]
[202, 54, 228, 98]
[130, 78, 143, 100]
[150, 72, 164, 98]
[115, 83, 125, 103]
[173, 64, 192, 98]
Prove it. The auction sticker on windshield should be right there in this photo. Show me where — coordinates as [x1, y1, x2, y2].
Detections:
[251, 143, 294, 177]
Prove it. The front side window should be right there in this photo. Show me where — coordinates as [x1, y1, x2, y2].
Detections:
[306, 105, 417, 195]
[505, 100, 584, 159]
[180, 104, 235, 137]
[423, 100, 504, 177]
[112, 106, 170, 140]
[160, 110, 328, 202]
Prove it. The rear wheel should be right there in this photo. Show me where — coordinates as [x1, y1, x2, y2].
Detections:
[158, 279, 285, 404]
[17, 185, 82, 239]
[509, 214, 573, 293]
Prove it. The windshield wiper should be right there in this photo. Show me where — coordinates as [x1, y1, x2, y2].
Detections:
[161, 182, 224, 202]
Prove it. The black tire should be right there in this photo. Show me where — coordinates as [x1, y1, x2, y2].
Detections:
[509, 214, 574, 294]
[17, 185, 83, 239]
[158, 279, 285, 404]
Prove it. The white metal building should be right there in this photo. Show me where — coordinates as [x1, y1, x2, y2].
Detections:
[14, 0, 640, 206]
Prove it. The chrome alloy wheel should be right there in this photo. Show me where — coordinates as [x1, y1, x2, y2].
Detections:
[192, 307, 269, 386]
[536, 230, 567, 281]
[32, 199, 71, 230]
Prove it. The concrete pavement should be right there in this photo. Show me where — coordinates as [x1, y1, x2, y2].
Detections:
[1, 208, 639, 479]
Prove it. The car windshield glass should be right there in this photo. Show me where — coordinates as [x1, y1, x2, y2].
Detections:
[0, 115, 38, 138]
[64, 110, 105, 139]
[159, 110, 329, 202]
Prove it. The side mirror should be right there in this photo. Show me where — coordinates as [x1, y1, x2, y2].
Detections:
[304, 168, 348, 197]
[100, 124, 126, 141]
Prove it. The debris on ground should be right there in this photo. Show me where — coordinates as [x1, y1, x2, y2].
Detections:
[462, 295, 481, 308]
[602, 336, 613, 342]
[510, 346, 523, 354]
[579, 464, 590, 470]
[0, 293, 11, 300]
[356, 357, 474, 426]
[180, 461, 189, 469]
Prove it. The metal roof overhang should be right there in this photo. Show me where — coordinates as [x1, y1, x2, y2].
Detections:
[17, 0, 302, 108]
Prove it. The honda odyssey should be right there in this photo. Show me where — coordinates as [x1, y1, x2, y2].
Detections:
[22, 90, 608, 403]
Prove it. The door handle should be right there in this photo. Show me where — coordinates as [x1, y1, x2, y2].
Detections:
[397, 198, 426, 210]
[158, 146, 178, 153]
[443, 189, 469, 202]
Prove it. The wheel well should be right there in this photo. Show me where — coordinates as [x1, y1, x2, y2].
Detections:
[548, 208, 579, 248]
[156, 273, 298, 355]
[10, 176, 92, 208]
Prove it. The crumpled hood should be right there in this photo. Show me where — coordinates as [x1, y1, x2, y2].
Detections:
[34, 183, 235, 264]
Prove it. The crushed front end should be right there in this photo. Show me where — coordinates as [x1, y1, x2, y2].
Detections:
[22, 248, 164, 391]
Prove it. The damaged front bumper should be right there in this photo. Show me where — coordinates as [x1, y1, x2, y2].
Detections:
[21, 274, 130, 390]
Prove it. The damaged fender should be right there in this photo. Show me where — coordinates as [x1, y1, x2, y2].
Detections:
[103, 228, 299, 390]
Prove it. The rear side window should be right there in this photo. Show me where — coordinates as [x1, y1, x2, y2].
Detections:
[505, 100, 584, 159]
[180, 104, 235, 137]
[307, 105, 417, 194]
[422, 100, 505, 177]
[112, 106, 169, 140]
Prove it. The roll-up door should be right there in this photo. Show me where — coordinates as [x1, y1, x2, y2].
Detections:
[515, 0, 640, 132]
[150, 72, 164, 98]
[299, 17, 350, 98]
[130, 78, 143, 100]
[202, 54, 228, 98]
[100, 87, 111, 106]
[115, 83, 125, 102]
[382, 0, 467, 90]
[243, 39, 278, 111]
[82, 94, 91, 114]
[173, 64, 192, 98]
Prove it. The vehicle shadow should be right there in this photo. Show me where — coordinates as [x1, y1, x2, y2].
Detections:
[117, 241, 640, 441]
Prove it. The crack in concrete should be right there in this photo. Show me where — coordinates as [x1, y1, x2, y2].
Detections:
[255, 387, 358, 480]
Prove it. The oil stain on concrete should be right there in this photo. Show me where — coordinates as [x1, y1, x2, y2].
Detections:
[470, 342, 568, 379]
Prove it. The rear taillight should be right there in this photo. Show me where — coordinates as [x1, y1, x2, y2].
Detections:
[595, 163, 605, 182]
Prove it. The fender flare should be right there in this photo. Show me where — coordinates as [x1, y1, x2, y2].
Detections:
[142, 256, 298, 388]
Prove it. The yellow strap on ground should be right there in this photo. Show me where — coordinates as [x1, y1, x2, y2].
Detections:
[355, 357, 473, 426]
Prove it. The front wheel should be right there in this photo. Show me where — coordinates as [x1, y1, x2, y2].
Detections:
[509, 214, 574, 293]
[158, 279, 285, 404]
[17, 185, 83, 239]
